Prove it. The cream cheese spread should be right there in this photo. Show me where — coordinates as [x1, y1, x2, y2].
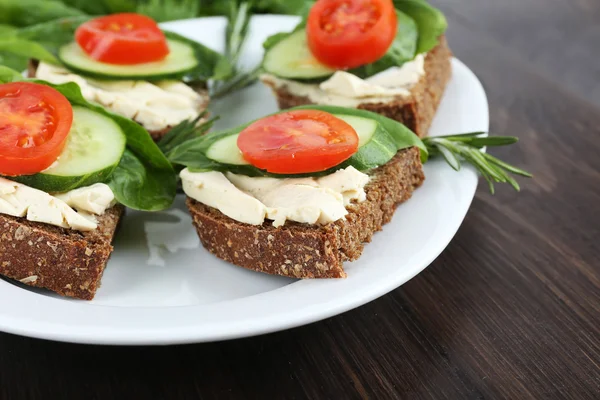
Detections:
[181, 166, 369, 227]
[36, 62, 206, 131]
[0, 179, 115, 231]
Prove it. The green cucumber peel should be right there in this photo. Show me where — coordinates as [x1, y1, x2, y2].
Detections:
[0, 72, 177, 212]
[167, 105, 427, 178]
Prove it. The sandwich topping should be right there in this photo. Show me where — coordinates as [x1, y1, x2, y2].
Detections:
[261, 53, 425, 107]
[181, 166, 369, 227]
[0, 79, 178, 230]
[260, 0, 445, 105]
[0, 179, 114, 231]
[174, 106, 427, 227]
[37, 62, 207, 131]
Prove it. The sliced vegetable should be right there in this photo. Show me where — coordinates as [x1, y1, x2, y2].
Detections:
[263, 29, 336, 80]
[349, 10, 417, 78]
[176, 108, 403, 176]
[75, 13, 169, 65]
[13, 106, 127, 192]
[237, 110, 359, 174]
[307, 0, 397, 69]
[37, 80, 177, 211]
[0, 82, 73, 176]
[58, 37, 197, 80]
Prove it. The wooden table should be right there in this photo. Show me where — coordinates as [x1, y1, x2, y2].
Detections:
[1, 1, 599, 398]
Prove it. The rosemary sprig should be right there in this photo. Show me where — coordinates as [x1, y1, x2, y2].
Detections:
[224, 1, 251, 69]
[211, 65, 263, 99]
[423, 133, 532, 194]
[157, 111, 218, 155]
[211, 1, 256, 97]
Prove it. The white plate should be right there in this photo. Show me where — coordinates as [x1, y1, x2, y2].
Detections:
[0, 16, 488, 345]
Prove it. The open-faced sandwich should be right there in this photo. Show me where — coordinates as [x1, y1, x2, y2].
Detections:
[0, 69, 176, 299]
[2, 13, 229, 141]
[164, 105, 530, 279]
[260, 0, 450, 137]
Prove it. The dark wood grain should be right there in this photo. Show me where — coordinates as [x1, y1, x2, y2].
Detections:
[1, 1, 599, 399]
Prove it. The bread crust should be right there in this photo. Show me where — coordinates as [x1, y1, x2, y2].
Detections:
[186, 147, 425, 279]
[264, 37, 452, 137]
[0, 205, 124, 300]
[27, 60, 210, 142]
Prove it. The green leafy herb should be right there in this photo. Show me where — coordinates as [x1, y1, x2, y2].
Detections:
[0, 64, 22, 82]
[158, 112, 218, 155]
[393, 0, 448, 54]
[210, 1, 253, 95]
[33, 80, 177, 210]
[0, 0, 85, 27]
[165, 105, 428, 177]
[0, 39, 58, 65]
[423, 133, 532, 193]
[252, 0, 314, 15]
[0, 16, 90, 70]
[137, 0, 199, 23]
[225, 1, 251, 69]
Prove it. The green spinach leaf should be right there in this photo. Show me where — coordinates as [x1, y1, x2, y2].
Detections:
[0, 0, 85, 27]
[0, 16, 90, 70]
[0, 64, 22, 83]
[394, 0, 447, 54]
[33, 80, 177, 211]
[0, 39, 59, 65]
[167, 105, 427, 177]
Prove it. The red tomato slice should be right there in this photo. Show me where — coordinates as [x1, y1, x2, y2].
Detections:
[237, 110, 359, 174]
[75, 13, 169, 65]
[0, 82, 73, 176]
[307, 0, 397, 69]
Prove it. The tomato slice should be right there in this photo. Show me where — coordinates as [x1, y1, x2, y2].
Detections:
[0, 82, 73, 176]
[75, 13, 169, 65]
[307, 0, 397, 69]
[237, 110, 359, 174]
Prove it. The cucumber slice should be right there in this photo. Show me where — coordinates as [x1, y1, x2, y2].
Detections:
[263, 29, 336, 80]
[206, 134, 247, 165]
[204, 113, 397, 173]
[13, 106, 127, 193]
[58, 39, 199, 80]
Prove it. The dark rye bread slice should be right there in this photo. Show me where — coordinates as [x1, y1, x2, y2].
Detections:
[0, 205, 124, 300]
[263, 36, 452, 138]
[186, 147, 424, 279]
[27, 60, 210, 142]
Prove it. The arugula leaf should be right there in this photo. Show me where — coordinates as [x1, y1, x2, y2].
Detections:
[0, 0, 86, 27]
[394, 0, 447, 54]
[0, 65, 22, 83]
[32, 80, 177, 211]
[350, 10, 418, 78]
